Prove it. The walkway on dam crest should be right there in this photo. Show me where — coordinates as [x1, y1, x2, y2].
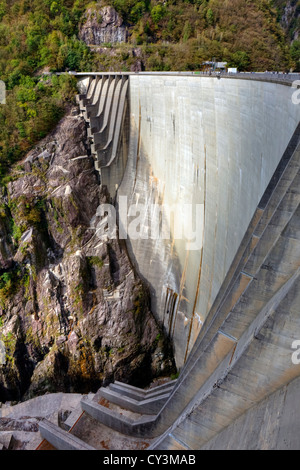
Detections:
[68, 70, 300, 86]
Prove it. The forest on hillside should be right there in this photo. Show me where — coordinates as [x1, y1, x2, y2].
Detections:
[0, 0, 299, 182]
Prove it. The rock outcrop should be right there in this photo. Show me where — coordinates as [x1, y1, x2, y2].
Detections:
[79, 5, 128, 45]
[0, 105, 175, 403]
[276, 0, 300, 41]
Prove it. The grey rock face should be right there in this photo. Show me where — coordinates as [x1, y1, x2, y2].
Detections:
[0, 106, 175, 402]
[79, 6, 128, 45]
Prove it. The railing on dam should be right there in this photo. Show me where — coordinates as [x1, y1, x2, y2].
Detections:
[69, 70, 300, 87]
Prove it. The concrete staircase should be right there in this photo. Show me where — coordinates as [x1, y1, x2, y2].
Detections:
[99, 380, 177, 414]
[37, 380, 176, 450]
[76, 73, 129, 197]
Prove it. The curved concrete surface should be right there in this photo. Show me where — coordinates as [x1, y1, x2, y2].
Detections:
[116, 75, 300, 368]
[77, 72, 300, 368]
[73, 73, 300, 449]
[73, 122, 300, 449]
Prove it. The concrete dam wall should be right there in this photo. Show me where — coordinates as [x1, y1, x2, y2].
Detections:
[68, 73, 300, 450]
[77, 73, 300, 370]
[77, 73, 300, 368]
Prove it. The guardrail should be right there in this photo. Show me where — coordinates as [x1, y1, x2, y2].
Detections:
[62, 70, 300, 86]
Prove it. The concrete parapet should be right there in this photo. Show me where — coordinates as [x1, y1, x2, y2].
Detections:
[80, 396, 157, 437]
[108, 384, 175, 402]
[113, 379, 177, 395]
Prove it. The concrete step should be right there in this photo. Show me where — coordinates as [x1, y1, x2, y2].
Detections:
[63, 408, 83, 431]
[39, 420, 96, 450]
[111, 379, 177, 397]
[107, 384, 174, 402]
[80, 396, 156, 438]
[68, 407, 154, 450]
[0, 432, 13, 450]
[98, 386, 170, 415]
[149, 432, 191, 451]
[64, 393, 94, 430]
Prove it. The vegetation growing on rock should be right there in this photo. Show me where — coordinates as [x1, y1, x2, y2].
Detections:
[0, 108, 176, 402]
[0, 0, 299, 402]
[0, 0, 298, 183]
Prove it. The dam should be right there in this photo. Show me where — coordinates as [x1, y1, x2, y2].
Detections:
[5, 72, 300, 450]
[76, 72, 300, 368]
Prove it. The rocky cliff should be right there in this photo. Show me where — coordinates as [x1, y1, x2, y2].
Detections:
[79, 5, 128, 45]
[0, 105, 175, 403]
[274, 0, 300, 40]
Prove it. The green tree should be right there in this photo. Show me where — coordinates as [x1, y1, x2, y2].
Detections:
[206, 8, 214, 26]
[230, 50, 251, 71]
[130, 1, 147, 22]
[291, 40, 300, 71]
[182, 20, 192, 42]
[0, 0, 7, 21]
[50, 1, 60, 14]
[151, 4, 165, 24]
